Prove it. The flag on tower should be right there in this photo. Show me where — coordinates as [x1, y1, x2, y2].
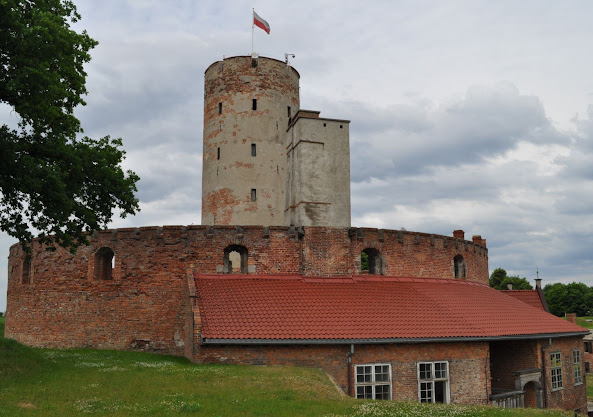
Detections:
[253, 10, 270, 34]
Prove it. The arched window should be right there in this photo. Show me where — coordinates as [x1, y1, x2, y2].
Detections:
[224, 245, 248, 274]
[361, 248, 382, 275]
[22, 255, 31, 284]
[95, 247, 115, 280]
[454, 255, 466, 279]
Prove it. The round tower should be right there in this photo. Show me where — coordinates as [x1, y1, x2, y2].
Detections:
[201, 56, 300, 225]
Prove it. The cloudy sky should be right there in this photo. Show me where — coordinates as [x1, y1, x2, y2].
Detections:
[2, 0, 593, 311]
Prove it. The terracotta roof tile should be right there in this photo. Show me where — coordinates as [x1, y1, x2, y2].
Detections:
[501, 290, 546, 311]
[194, 274, 586, 342]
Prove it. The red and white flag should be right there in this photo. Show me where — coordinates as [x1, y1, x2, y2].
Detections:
[253, 10, 270, 34]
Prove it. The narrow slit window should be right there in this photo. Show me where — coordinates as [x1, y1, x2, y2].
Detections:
[217, 147, 220, 160]
[251, 189, 257, 202]
[252, 99, 257, 111]
[251, 144, 256, 157]
[22, 255, 31, 284]
[218, 102, 222, 114]
[95, 247, 115, 280]
[251, 58, 258, 68]
[454, 255, 466, 278]
[287, 106, 291, 117]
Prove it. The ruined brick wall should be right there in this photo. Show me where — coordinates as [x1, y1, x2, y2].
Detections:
[4, 226, 302, 351]
[5, 227, 190, 353]
[5, 225, 488, 350]
[302, 227, 489, 283]
[193, 341, 490, 405]
[202, 56, 300, 226]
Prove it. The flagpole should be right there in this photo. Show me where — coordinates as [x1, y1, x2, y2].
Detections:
[251, 8, 254, 57]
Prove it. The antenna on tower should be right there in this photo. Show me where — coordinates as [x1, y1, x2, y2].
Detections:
[285, 53, 295, 65]
[536, 266, 539, 279]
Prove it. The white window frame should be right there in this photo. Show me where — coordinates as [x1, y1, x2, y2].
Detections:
[550, 352, 563, 391]
[417, 361, 450, 404]
[573, 349, 582, 385]
[354, 363, 392, 400]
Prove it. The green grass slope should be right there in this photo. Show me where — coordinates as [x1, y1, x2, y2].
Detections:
[0, 317, 571, 417]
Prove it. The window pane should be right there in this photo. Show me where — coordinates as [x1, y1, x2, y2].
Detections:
[420, 382, 433, 403]
[356, 366, 372, 383]
[375, 385, 390, 400]
[357, 385, 373, 399]
[434, 362, 447, 379]
[375, 365, 390, 382]
[419, 363, 432, 380]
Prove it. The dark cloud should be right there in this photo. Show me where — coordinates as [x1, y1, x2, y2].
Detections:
[315, 82, 571, 182]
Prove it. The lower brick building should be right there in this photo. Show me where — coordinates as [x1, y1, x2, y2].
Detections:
[5, 225, 589, 413]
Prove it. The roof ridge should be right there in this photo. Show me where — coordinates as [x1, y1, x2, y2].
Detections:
[194, 273, 490, 287]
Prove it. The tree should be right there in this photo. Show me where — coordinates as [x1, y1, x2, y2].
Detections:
[500, 276, 533, 290]
[489, 268, 508, 289]
[360, 251, 369, 271]
[0, 0, 139, 250]
[544, 283, 569, 317]
[489, 268, 533, 290]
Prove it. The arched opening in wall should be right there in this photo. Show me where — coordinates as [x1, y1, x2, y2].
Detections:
[523, 381, 537, 408]
[224, 245, 248, 274]
[361, 248, 382, 275]
[22, 255, 31, 284]
[454, 255, 466, 279]
[95, 247, 115, 280]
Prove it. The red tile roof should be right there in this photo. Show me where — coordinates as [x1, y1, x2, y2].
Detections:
[501, 290, 546, 311]
[194, 274, 586, 343]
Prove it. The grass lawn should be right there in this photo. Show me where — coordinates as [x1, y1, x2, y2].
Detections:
[0, 316, 572, 417]
[575, 316, 593, 329]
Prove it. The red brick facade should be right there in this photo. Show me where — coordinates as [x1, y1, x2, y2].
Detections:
[193, 342, 491, 405]
[5, 225, 587, 412]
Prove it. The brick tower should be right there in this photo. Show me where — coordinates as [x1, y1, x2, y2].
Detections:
[201, 56, 300, 226]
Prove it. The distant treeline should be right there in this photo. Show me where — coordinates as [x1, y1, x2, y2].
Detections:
[542, 282, 593, 317]
[490, 268, 592, 317]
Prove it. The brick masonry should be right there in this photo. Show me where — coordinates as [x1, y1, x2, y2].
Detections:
[6, 224, 586, 411]
[6, 225, 487, 351]
[193, 342, 491, 405]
